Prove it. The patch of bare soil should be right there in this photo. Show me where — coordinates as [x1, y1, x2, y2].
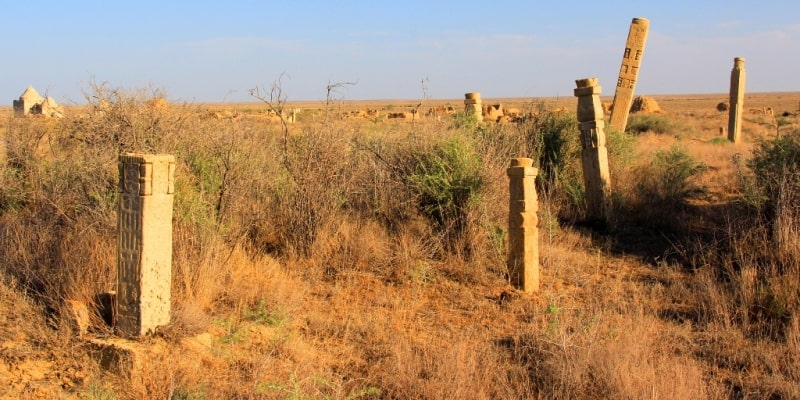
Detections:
[0, 280, 95, 399]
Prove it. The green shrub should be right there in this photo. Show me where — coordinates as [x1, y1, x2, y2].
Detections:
[748, 130, 800, 207]
[407, 138, 484, 247]
[517, 108, 580, 194]
[625, 114, 673, 135]
[636, 145, 707, 206]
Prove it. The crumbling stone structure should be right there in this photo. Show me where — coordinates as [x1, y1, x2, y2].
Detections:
[609, 17, 649, 133]
[727, 57, 746, 143]
[117, 153, 175, 337]
[507, 158, 539, 293]
[464, 92, 483, 122]
[574, 78, 611, 221]
[13, 86, 44, 117]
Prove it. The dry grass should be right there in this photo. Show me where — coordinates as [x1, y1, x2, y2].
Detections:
[1, 89, 799, 399]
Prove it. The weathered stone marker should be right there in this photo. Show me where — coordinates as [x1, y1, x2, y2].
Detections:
[464, 92, 483, 122]
[507, 158, 539, 293]
[609, 17, 649, 133]
[574, 78, 612, 221]
[727, 57, 746, 143]
[117, 153, 175, 337]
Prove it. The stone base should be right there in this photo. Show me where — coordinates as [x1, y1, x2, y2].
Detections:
[86, 337, 166, 383]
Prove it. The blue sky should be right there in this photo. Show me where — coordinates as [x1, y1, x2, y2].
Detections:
[3, 1, 799, 103]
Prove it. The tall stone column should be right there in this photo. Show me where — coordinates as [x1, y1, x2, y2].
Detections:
[117, 153, 175, 337]
[464, 92, 483, 122]
[609, 17, 649, 133]
[507, 158, 539, 293]
[727, 57, 746, 143]
[574, 78, 611, 221]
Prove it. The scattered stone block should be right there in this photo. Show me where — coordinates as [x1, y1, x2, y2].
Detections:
[64, 300, 90, 337]
[630, 96, 661, 113]
[86, 337, 166, 383]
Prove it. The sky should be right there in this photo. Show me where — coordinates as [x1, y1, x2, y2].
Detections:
[3, 1, 799, 104]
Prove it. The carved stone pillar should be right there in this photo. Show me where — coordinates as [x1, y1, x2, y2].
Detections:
[117, 153, 175, 337]
[574, 78, 611, 221]
[507, 158, 539, 293]
[464, 92, 483, 122]
[609, 17, 649, 133]
[727, 57, 746, 143]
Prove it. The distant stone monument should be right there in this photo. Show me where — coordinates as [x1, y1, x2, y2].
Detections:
[727, 57, 746, 143]
[507, 158, 539, 293]
[117, 153, 175, 337]
[464, 92, 483, 122]
[574, 78, 611, 221]
[12, 86, 44, 117]
[609, 17, 650, 133]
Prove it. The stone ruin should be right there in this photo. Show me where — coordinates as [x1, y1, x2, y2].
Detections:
[630, 95, 661, 113]
[483, 103, 505, 122]
[464, 92, 483, 122]
[12, 86, 63, 118]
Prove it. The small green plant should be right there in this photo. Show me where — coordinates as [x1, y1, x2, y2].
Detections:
[213, 316, 249, 345]
[81, 384, 118, 400]
[346, 386, 383, 399]
[409, 261, 433, 283]
[709, 136, 731, 145]
[544, 301, 561, 339]
[244, 299, 287, 328]
[171, 386, 208, 400]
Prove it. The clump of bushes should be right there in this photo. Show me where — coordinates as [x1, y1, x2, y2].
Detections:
[625, 114, 674, 135]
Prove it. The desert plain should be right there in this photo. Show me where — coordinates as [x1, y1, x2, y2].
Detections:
[0, 89, 799, 399]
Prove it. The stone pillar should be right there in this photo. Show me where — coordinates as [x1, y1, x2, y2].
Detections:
[507, 158, 539, 293]
[464, 92, 483, 122]
[574, 78, 612, 221]
[117, 153, 175, 337]
[609, 17, 649, 133]
[727, 57, 746, 143]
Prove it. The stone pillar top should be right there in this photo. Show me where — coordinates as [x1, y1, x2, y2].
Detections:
[631, 17, 649, 26]
[120, 153, 176, 163]
[734, 57, 746, 67]
[465, 92, 481, 100]
[575, 78, 599, 88]
[508, 158, 538, 176]
[574, 78, 602, 97]
[509, 157, 534, 167]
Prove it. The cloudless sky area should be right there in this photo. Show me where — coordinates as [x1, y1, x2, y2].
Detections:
[3, 1, 799, 103]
